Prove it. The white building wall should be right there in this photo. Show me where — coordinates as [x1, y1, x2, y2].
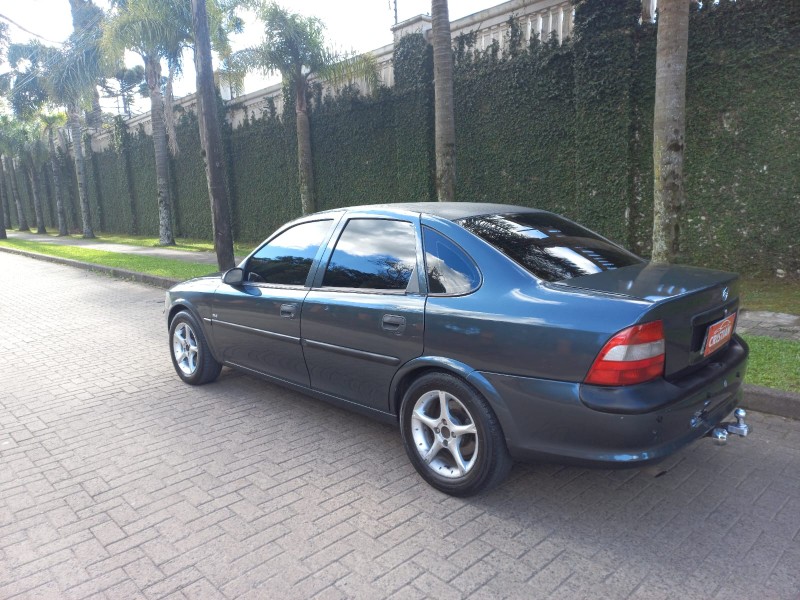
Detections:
[91, 0, 573, 152]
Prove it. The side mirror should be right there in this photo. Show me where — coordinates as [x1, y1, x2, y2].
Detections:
[222, 267, 244, 286]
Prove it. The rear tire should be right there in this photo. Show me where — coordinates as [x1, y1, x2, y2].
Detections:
[169, 310, 221, 385]
[399, 372, 512, 496]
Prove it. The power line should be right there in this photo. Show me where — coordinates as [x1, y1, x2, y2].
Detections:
[0, 12, 64, 45]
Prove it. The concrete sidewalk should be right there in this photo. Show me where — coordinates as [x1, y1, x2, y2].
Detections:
[4, 230, 245, 265]
[2, 227, 798, 420]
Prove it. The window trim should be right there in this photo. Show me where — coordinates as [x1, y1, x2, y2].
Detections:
[243, 216, 339, 289]
[422, 226, 483, 297]
[312, 216, 424, 295]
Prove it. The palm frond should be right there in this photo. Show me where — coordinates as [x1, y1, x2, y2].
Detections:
[318, 51, 380, 93]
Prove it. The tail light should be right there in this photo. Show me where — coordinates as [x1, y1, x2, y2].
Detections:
[585, 321, 665, 386]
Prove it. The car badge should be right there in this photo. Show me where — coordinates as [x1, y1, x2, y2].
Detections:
[721, 287, 729, 301]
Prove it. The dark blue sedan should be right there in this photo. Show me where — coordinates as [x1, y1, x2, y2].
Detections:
[165, 203, 749, 495]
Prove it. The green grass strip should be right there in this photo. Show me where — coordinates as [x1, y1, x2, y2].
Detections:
[0, 238, 217, 281]
[55, 232, 256, 256]
[740, 278, 800, 315]
[741, 335, 800, 394]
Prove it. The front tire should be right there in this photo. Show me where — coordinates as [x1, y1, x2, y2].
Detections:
[169, 310, 221, 385]
[400, 372, 511, 496]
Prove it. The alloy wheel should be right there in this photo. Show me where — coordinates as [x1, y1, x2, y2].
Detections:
[410, 390, 479, 479]
[172, 321, 199, 376]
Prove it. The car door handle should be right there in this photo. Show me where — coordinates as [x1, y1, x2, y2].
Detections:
[280, 303, 298, 319]
[382, 314, 406, 334]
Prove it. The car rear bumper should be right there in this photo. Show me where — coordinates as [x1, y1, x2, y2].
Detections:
[473, 336, 748, 467]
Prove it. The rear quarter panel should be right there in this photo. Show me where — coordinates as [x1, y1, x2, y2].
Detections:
[421, 216, 652, 382]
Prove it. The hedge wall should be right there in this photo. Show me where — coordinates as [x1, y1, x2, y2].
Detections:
[46, 0, 799, 276]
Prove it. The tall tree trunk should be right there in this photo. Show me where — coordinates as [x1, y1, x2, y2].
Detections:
[432, 0, 456, 202]
[165, 64, 180, 157]
[86, 87, 103, 129]
[295, 75, 315, 215]
[5, 156, 29, 232]
[651, 0, 689, 263]
[145, 54, 176, 246]
[68, 105, 95, 238]
[0, 164, 7, 239]
[24, 154, 47, 234]
[0, 160, 11, 231]
[192, 0, 235, 271]
[48, 130, 69, 236]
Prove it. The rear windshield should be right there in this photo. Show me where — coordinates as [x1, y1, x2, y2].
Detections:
[458, 213, 643, 282]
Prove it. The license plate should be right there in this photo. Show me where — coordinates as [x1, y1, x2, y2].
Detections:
[703, 313, 736, 357]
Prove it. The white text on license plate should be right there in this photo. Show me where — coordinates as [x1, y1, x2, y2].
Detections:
[704, 313, 736, 357]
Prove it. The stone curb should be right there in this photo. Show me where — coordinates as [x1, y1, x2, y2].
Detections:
[742, 384, 800, 421]
[0, 245, 179, 289]
[3, 243, 799, 421]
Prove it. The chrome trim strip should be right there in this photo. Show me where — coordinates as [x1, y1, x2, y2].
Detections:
[215, 320, 300, 343]
[302, 339, 400, 366]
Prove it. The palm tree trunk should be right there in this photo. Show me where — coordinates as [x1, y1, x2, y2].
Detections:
[5, 156, 30, 232]
[87, 87, 103, 129]
[0, 160, 11, 232]
[651, 0, 689, 263]
[165, 63, 179, 157]
[294, 76, 315, 215]
[24, 154, 47, 234]
[192, 0, 235, 271]
[432, 0, 456, 202]
[145, 55, 176, 246]
[0, 165, 7, 239]
[68, 105, 95, 238]
[48, 130, 69, 236]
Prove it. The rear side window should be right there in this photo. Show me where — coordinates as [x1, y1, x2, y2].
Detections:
[247, 219, 332, 285]
[423, 227, 480, 295]
[459, 213, 642, 283]
[322, 219, 417, 291]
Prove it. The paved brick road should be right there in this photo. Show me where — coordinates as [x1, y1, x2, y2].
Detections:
[1, 253, 799, 600]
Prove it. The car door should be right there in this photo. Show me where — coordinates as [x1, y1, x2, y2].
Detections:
[301, 215, 425, 412]
[211, 218, 336, 386]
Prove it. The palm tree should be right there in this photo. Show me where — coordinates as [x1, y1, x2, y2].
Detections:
[191, 0, 235, 270]
[238, 2, 378, 215]
[20, 124, 49, 234]
[39, 112, 70, 235]
[68, 0, 106, 129]
[0, 157, 9, 235]
[0, 177, 6, 238]
[102, 0, 193, 245]
[44, 40, 105, 238]
[651, 0, 690, 263]
[431, 0, 456, 203]
[0, 118, 30, 232]
[3, 33, 101, 238]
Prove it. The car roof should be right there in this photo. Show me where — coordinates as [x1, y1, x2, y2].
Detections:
[319, 202, 548, 221]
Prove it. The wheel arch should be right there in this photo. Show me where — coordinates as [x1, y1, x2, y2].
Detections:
[167, 301, 221, 364]
[389, 357, 516, 444]
[167, 302, 190, 329]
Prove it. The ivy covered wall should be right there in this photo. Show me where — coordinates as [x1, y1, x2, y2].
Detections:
[7, 0, 795, 276]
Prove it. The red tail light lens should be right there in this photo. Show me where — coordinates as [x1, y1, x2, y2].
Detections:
[585, 321, 665, 386]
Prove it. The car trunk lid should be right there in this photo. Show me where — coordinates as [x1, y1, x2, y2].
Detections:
[553, 263, 740, 377]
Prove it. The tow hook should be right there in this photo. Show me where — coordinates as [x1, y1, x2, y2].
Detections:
[726, 408, 750, 437]
[709, 409, 750, 446]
